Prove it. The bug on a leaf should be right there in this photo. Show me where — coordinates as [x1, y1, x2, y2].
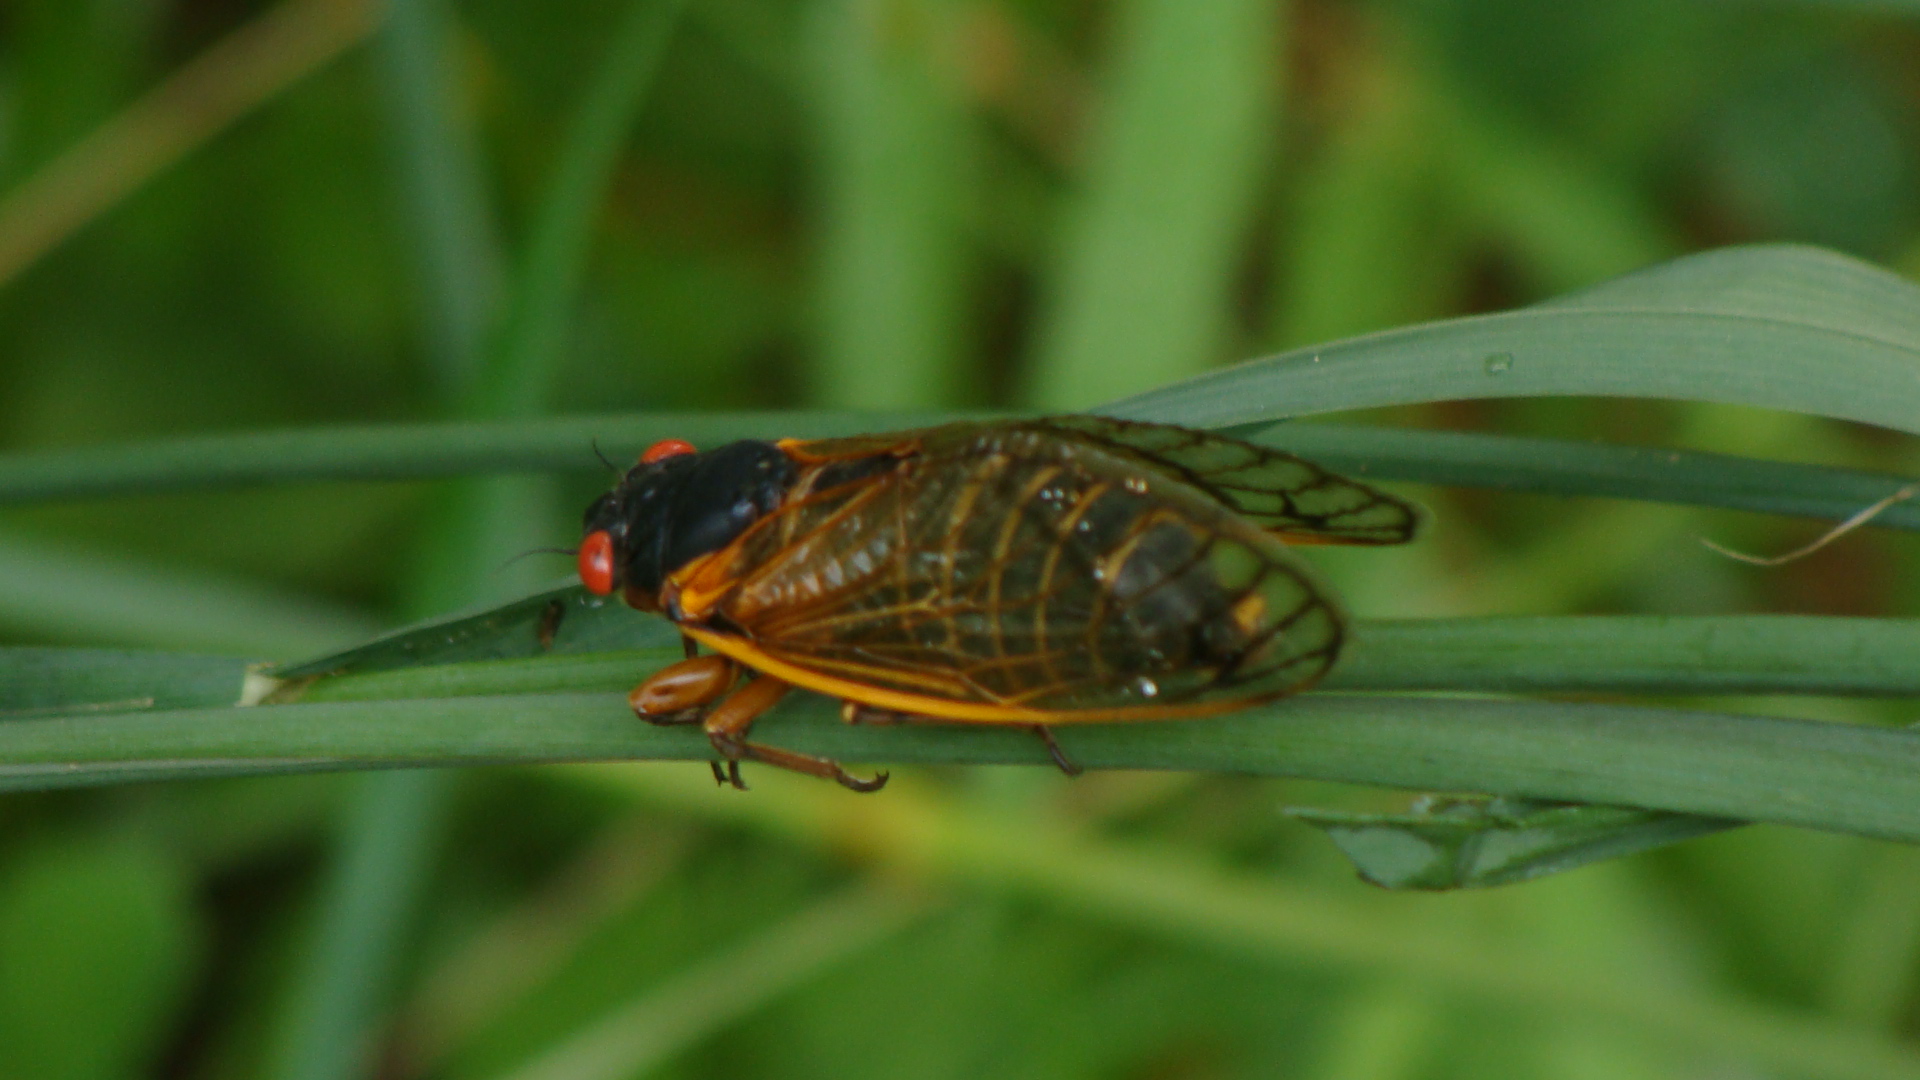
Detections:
[579, 416, 1421, 791]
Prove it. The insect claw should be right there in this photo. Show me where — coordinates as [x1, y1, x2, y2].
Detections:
[710, 730, 886, 793]
[1031, 725, 1083, 777]
[834, 767, 889, 793]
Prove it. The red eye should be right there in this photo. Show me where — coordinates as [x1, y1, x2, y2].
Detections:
[641, 438, 697, 464]
[578, 530, 616, 595]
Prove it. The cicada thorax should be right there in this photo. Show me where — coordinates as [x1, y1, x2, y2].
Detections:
[674, 423, 1345, 720]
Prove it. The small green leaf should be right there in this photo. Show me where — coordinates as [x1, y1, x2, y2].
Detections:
[1288, 797, 1738, 890]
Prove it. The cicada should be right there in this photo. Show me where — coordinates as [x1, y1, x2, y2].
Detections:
[578, 416, 1420, 791]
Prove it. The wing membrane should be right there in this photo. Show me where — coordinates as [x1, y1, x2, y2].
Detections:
[1028, 415, 1422, 545]
[677, 424, 1348, 721]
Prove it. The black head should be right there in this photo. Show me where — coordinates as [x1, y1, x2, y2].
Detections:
[579, 439, 797, 606]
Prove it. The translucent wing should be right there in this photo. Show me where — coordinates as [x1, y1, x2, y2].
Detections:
[670, 423, 1346, 722]
[1025, 415, 1422, 545]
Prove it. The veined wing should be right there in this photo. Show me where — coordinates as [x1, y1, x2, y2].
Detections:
[1024, 415, 1422, 545]
[672, 426, 1345, 722]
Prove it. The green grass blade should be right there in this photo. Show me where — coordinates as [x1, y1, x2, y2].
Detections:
[6, 689, 1920, 841]
[1104, 245, 1920, 435]
[1249, 422, 1920, 532]
[269, 769, 451, 1080]
[0, 648, 251, 714]
[808, 0, 972, 408]
[372, 0, 503, 390]
[5, 412, 1916, 561]
[1430, 78, 1677, 294]
[1266, 58, 1450, 349]
[276, 0, 695, 1074]
[269, 0, 516, 1075]
[267, 600, 1920, 700]
[574, 766, 1920, 1080]
[1336, 615, 1920, 696]
[0, 531, 377, 655]
[473, 0, 689, 416]
[0, 0, 380, 289]
[499, 880, 928, 1080]
[1025, 0, 1278, 406]
[7, 412, 1917, 537]
[0, 412, 989, 504]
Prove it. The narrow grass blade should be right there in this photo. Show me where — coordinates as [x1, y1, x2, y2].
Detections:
[0, 0, 381, 289]
[1025, 0, 1278, 406]
[1267, 56, 1449, 348]
[268, 768, 452, 1080]
[809, 0, 972, 408]
[8, 413, 1917, 541]
[264, 606, 1920, 700]
[0, 412, 991, 504]
[1104, 245, 1920, 437]
[0, 648, 251, 715]
[474, 0, 691, 416]
[1247, 422, 1920, 533]
[276, 4, 693, 1079]
[575, 766, 1920, 1080]
[373, 0, 504, 391]
[0, 531, 378, 656]
[1430, 79, 1677, 294]
[499, 880, 928, 1080]
[8, 689, 1920, 842]
[1333, 615, 1920, 696]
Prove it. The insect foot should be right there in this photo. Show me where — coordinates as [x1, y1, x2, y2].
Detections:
[708, 729, 889, 793]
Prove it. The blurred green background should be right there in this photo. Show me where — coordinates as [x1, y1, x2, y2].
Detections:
[5, 0, 1920, 1077]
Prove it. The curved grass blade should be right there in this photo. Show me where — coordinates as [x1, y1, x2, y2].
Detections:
[7, 414, 1917, 541]
[0, 412, 991, 506]
[1247, 422, 1920, 533]
[266, 607, 1920, 700]
[4, 691, 1920, 841]
[1105, 245, 1920, 438]
[589, 767, 1920, 1080]
[498, 880, 929, 1080]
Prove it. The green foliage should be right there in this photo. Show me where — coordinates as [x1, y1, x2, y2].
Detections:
[5, 1, 1920, 1079]
[0, 838, 199, 1080]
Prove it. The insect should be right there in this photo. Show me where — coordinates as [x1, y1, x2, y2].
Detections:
[578, 416, 1421, 791]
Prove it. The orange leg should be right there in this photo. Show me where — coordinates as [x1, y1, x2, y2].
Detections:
[629, 655, 739, 724]
[707, 676, 888, 792]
